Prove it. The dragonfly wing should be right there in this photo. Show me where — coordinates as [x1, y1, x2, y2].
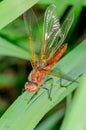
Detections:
[47, 12, 74, 60]
[40, 5, 74, 65]
[61, 12, 74, 40]
[23, 8, 41, 68]
[40, 4, 61, 62]
[39, 68, 77, 82]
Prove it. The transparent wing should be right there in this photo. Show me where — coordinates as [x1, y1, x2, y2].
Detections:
[23, 8, 41, 68]
[40, 4, 61, 61]
[61, 12, 74, 40]
[40, 4, 74, 64]
[47, 12, 74, 61]
[39, 68, 78, 83]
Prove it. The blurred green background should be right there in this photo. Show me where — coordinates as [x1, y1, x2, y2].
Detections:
[0, 0, 86, 130]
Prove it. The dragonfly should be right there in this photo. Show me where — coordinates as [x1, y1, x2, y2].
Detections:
[24, 4, 74, 99]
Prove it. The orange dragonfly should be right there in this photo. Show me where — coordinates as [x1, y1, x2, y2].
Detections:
[24, 4, 74, 99]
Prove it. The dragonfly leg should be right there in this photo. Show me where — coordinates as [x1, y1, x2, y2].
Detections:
[44, 78, 54, 97]
[44, 78, 53, 83]
[40, 86, 52, 101]
[27, 93, 36, 103]
[59, 78, 68, 87]
[27, 88, 39, 104]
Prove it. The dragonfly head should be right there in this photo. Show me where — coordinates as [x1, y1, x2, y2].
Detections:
[24, 82, 38, 93]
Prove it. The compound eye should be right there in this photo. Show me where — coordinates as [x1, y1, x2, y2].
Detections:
[24, 82, 38, 92]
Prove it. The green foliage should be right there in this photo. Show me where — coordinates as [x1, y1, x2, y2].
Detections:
[0, 37, 29, 59]
[35, 109, 65, 130]
[0, 0, 39, 29]
[0, 40, 86, 130]
[0, 0, 86, 130]
[60, 73, 86, 130]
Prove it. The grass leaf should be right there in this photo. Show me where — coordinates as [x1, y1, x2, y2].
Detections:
[0, 37, 29, 60]
[0, 0, 39, 29]
[60, 73, 86, 130]
[0, 40, 86, 130]
[35, 109, 65, 130]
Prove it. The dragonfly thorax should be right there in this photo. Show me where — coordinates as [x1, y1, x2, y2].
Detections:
[39, 60, 48, 68]
[28, 69, 45, 85]
[24, 69, 45, 93]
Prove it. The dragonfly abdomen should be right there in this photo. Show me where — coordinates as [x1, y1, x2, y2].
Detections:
[46, 44, 67, 69]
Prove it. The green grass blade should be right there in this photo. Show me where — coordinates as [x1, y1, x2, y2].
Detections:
[0, 40, 86, 130]
[0, 0, 39, 29]
[0, 37, 29, 60]
[35, 109, 65, 130]
[60, 73, 86, 130]
[39, 0, 86, 5]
